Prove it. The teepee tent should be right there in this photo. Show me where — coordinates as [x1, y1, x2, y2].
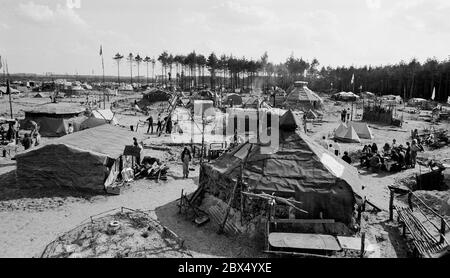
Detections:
[284, 81, 323, 111]
[347, 121, 373, 139]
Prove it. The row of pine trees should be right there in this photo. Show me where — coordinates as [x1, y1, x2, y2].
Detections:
[112, 51, 450, 102]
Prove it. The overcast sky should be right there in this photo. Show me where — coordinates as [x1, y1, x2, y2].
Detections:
[1, 0, 449, 75]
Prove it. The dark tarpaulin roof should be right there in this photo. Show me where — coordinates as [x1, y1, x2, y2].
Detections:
[24, 102, 86, 115]
[54, 124, 141, 159]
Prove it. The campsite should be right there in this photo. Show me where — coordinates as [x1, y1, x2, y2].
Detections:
[1, 77, 449, 258]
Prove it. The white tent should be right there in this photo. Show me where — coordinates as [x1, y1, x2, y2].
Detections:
[335, 125, 361, 143]
[334, 123, 348, 138]
[347, 121, 373, 139]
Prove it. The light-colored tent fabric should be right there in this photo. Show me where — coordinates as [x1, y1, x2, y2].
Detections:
[334, 123, 348, 138]
[284, 82, 323, 110]
[347, 121, 373, 139]
[202, 114, 364, 225]
[340, 126, 361, 143]
[194, 100, 214, 118]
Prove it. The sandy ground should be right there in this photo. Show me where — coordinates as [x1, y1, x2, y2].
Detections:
[0, 92, 449, 258]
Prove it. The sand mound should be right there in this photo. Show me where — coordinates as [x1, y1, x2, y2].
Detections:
[40, 208, 192, 258]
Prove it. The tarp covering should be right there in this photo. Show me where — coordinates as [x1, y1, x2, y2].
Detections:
[284, 83, 323, 110]
[55, 125, 140, 158]
[335, 123, 348, 138]
[80, 109, 118, 130]
[202, 116, 364, 224]
[23, 115, 87, 137]
[15, 125, 140, 192]
[16, 144, 108, 192]
[24, 103, 85, 115]
[226, 93, 243, 106]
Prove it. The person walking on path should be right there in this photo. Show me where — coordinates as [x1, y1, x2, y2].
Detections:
[146, 115, 154, 134]
[156, 113, 162, 133]
[410, 139, 423, 167]
[181, 147, 192, 178]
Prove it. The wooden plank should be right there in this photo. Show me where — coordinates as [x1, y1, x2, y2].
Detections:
[268, 233, 341, 251]
[337, 236, 371, 252]
[271, 219, 335, 224]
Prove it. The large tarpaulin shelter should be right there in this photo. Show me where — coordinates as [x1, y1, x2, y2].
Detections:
[22, 103, 87, 137]
[15, 125, 141, 193]
[284, 81, 323, 111]
[202, 110, 364, 225]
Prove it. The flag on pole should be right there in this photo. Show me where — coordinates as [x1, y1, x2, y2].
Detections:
[99, 45, 103, 56]
[351, 74, 354, 84]
[431, 87, 435, 100]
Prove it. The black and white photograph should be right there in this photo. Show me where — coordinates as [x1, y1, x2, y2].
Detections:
[0, 0, 449, 265]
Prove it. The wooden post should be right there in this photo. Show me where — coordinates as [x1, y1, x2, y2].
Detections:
[408, 192, 413, 211]
[440, 218, 446, 244]
[389, 189, 394, 221]
[360, 232, 366, 258]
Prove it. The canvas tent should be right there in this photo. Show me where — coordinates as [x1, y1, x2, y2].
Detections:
[347, 121, 373, 139]
[334, 123, 348, 138]
[226, 93, 243, 106]
[80, 109, 117, 130]
[22, 103, 87, 137]
[334, 125, 361, 143]
[202, 110, 364, 225]
[332, 92, 360, 101]
[284, 81, 323, 110]
[15, 125, 141, 193]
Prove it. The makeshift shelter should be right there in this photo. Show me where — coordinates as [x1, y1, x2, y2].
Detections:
[332, 92, 360, 101]
[201, 110, 364, 225]
[347, 121, 373, 139]
[80, 109, 117, 130]
[15, 125, 141, 193]
[284, 81, 323, 111]
[22, 103, 87, 137]
[334, 125, 361, 143]
[226, 93, 243, 106]
[360, 92, 376, 99]
[408, 98, 427, 106]
[0, 86, 20, 94]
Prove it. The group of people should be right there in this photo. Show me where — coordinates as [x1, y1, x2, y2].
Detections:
[360, 138, 424, 172]
[1, 120, 41, 152]
[146, 113, 172, 134]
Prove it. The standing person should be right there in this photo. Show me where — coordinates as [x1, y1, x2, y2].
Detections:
[346, 108, 351, 122]
[67, 123, 74, 134]
[341, 109, 346, 122]
[146, 115, 153, 134]
[181, 147, 192, 179]
[328, 144, 335, 156]
[22, 133, 33, 150]
[320, 136, 329, 149]
[410, 139, 420, 167]
[133, 137, 143, 165]
[302, 114, 307, 133]
[333, 140, 341, 156]
[405, 142, 411, 168]
[156, 113, 162, 133]
[166, 116, 172, 134]
[391, 139, 397, 149]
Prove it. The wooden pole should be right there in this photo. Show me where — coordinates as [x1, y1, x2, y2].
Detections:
[360, 232, 366, 258]
[7, 79, 13, 119]
[389, 189, 394, 221]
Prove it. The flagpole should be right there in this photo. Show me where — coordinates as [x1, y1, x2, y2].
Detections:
[101, 45, 106, 109]
[6, 59, 13, 119]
